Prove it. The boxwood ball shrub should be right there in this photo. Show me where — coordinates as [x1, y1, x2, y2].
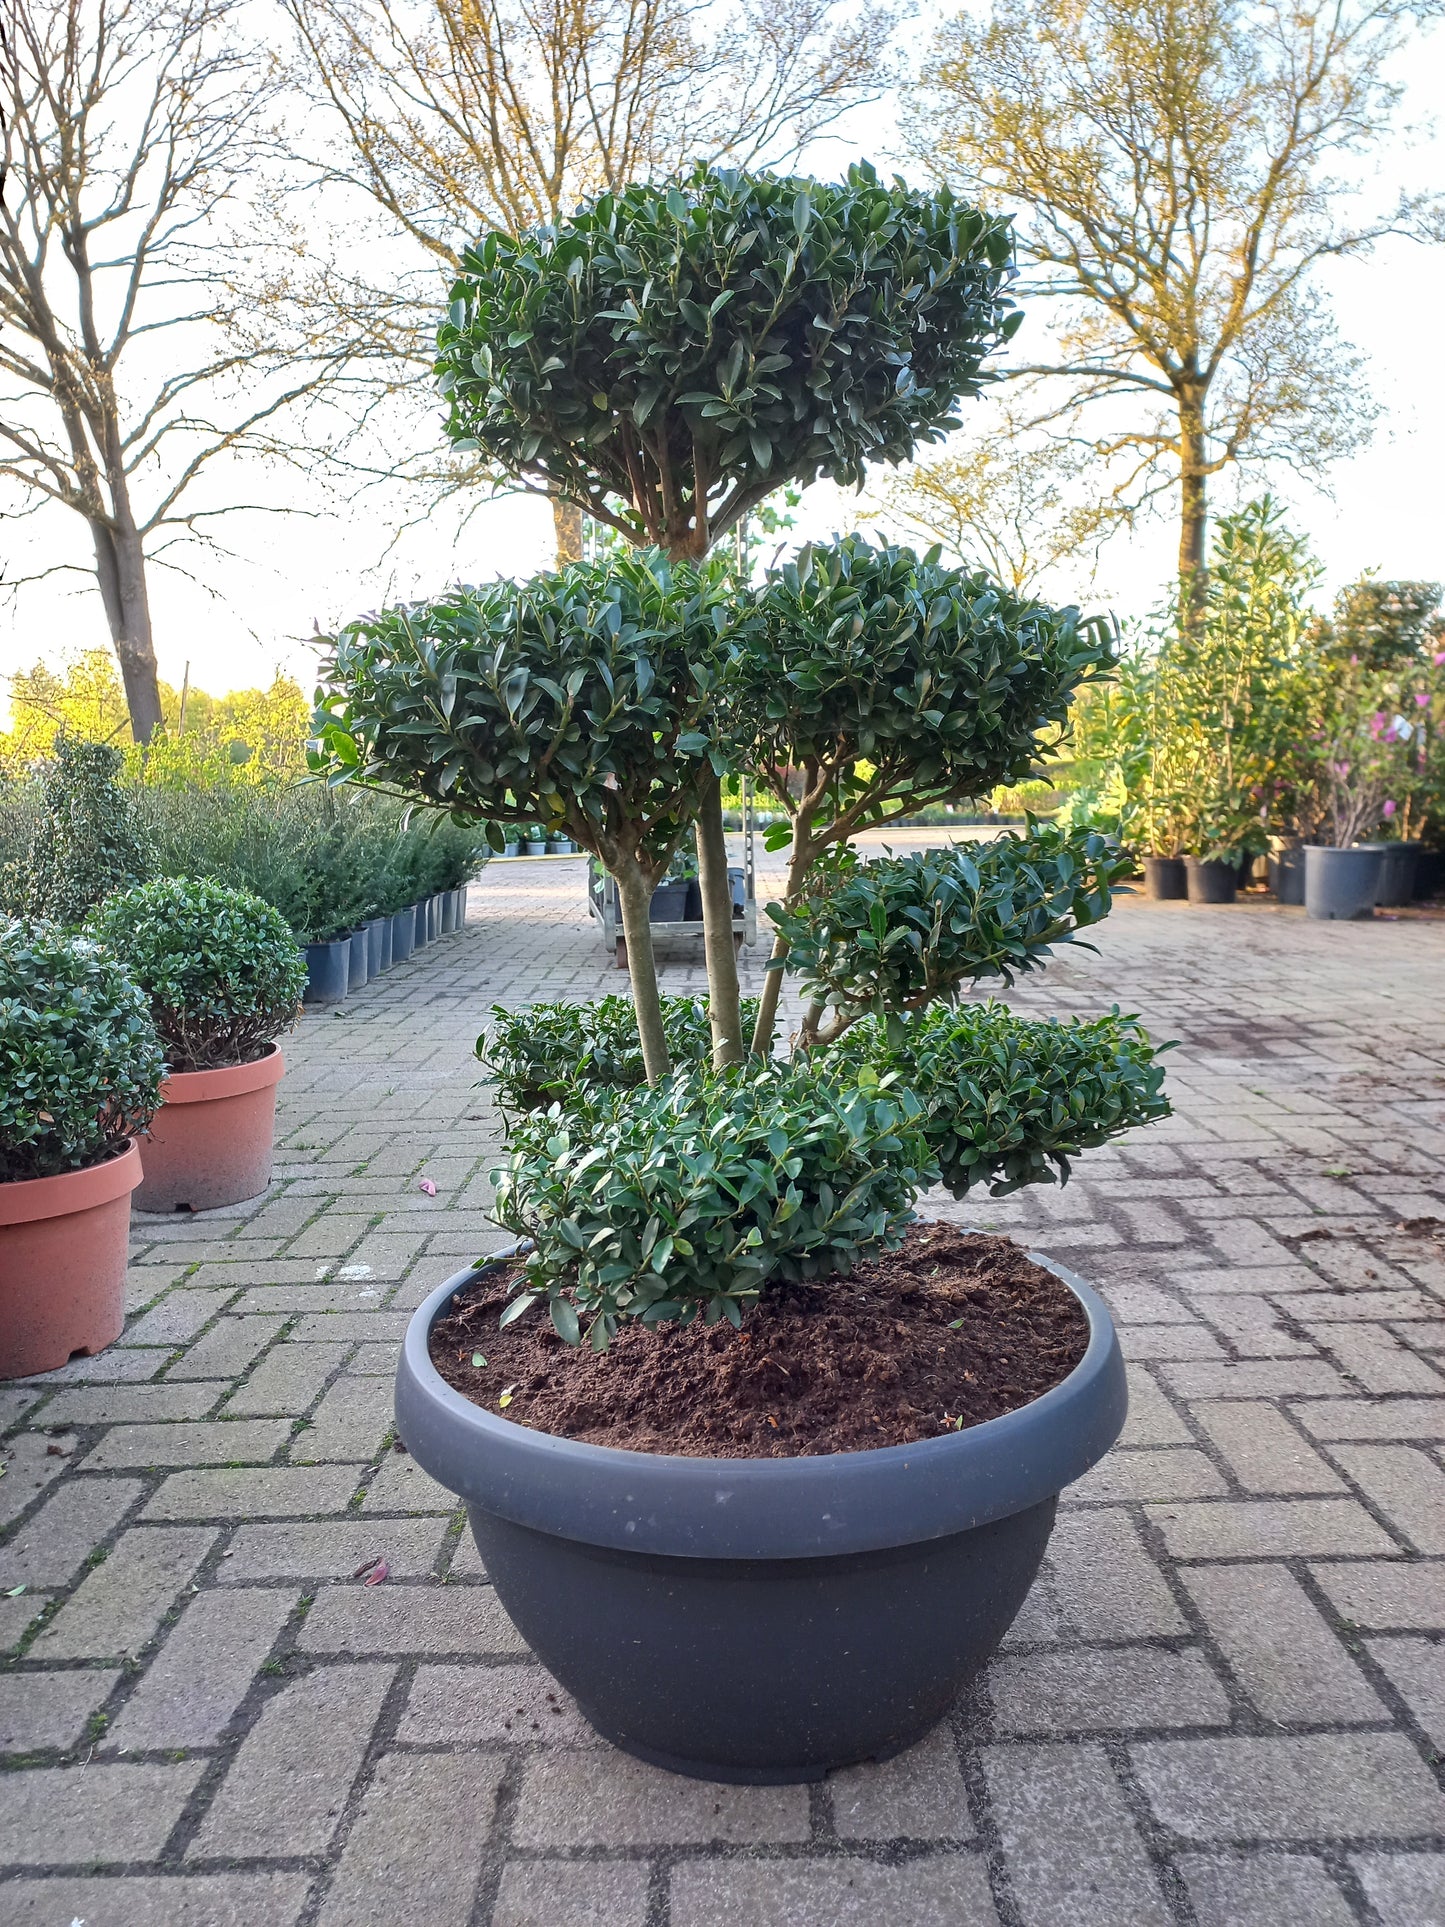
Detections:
[89, 877, 307, 1073]
[832, 1003, 1172, 1197]
[437, 164, 1018, 559]
[0, 919, 163, 1182]
[483, 994, 762, 1114]
[494, 1062, 935, 1348]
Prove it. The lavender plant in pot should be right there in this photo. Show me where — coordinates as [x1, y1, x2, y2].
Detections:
[89, 878, 306, 1211]
[313, 164, 1171, 1781]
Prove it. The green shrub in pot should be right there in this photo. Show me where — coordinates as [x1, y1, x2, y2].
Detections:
[0, 919, 163, 1182]
[19, 736, 153, 925]
[483, 994, 762, 1114]
[89, 877, 306, 1072]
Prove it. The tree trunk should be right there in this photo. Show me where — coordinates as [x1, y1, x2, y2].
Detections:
[613, 857, 672, 1084]
[749, 832, 813, 1057]
[1178, 400, 1208, 626]
[552, 497, 585, 566]
[91, 519, 163, 743]
[693, 773, 744, 1065]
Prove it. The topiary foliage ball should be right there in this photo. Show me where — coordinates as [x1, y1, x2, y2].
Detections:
[89, 877, 306, 1074]
[437, 163, 1019, 557]
[0, 919, 163, 1183]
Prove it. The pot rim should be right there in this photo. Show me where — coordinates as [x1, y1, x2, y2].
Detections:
[395, 1235, 1127, 1561]
[159, 1043, 285, 1106]
[0, 1138, 142, 1228]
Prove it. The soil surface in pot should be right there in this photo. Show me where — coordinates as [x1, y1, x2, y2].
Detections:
[427, 1222, 1088, 1457]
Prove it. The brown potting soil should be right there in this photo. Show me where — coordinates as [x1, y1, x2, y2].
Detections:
[427, 1221, 1090, 1458]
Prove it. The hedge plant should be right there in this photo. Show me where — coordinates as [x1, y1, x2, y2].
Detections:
[19, 736, 153, 926]
[0, 920, 163, 1182]
[483, 994, 761, 1114]
[89, 878, 307, 1072]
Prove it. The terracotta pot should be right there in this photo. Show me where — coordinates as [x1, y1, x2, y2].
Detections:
[1, 1141, 142, 1379]
[135, 1046, 284, 1214]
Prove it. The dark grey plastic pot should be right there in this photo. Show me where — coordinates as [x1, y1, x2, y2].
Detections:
[457, 883, 470, 924]
[391, 905, 415, 962]
[428, 893, 443, 941]
[377, 916, 394, 972]
[524, 839, 548, 856]
[440, 890, 459, 935]
[1142, 855, 1187, 900]
[1268, 840, 1306, 905]
[1185, 856, 1237, 904]
[346, 930, 368, 990]
[364, 917, 386, 976]
[1357, 839, 1421, 908]
[412, 899, 429, 949]
[303, 938, 349, 1005]
[650, 880, 689, 923]
[395, 1246, 1126, 1785]
[1305, 845, 1383, 919]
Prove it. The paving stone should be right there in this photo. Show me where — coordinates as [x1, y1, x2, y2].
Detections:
[315, 1749, 505, 1927]
[1178, 1852, 1356, 1927]
[165, 1314, 287, 1381]
[362, 1451, 454, 1511]
[1045, 1509, 1187, 1638]
[1147, 1497, 1396, 1559]
[1310, 1561, 1445, 1630]
[290, 1375, 390, 1462]
[112, 1588, 297, 1747]
[512, 1747, 810, 1846]
[1366, 1636, 1445, 1747]
[988, 1645, 1230, 1735]
[189, 1663, 393, 1859]
[142, 1465, 362, 1519]
[1309, 1327, 1445, 1393]
[1161, 1360, 1349, 1397]
[1068, 1446, 1227, 1502]
[1181, 1564, 1385, 1723]
[21, 1347, 173, 1384]
[0, 1477, 144, 1589]
[492, 1860, 650, 1927]
[0, 1759, 203, 1862]
[0, 1668, 119, 1750]
[33, 1524, 218, 1660]
[670, 1854, 1000, 1927]
[290, 1312, 413, 1342]
[345, 1342, 403, 1375]
[398, 1661, 593, 1744]
[982, 1741, 1171, 1927]
[1117, 1374, 1193, 1446]
[1329, 1443, 1445, 1553]
[1193, 1292, 1316, 1356]
[0, 1595, 43, 1652]
[1353, 1852, 1445, 1926]
[1131, 1733, 1445, 1841]
[1292, 1397, 1445, 1440]
[33, 1382, 229, 1425]
[123, 1290, 235, 1345]
[216, 1518, 449, 1581]
[828, 1724, 972, 1839]
[1118, 1325, 1229, 1361]
[224, 1342, 350, 1417]
[1186, 1400, 1347, 1494]
[80, 1419, 290, 1470]
[1, 1873, 311, 1925]
[0, 1432, 78, 1527]
[1280, 1289, 1440, 1322]
[297, 1584, 526, 1654]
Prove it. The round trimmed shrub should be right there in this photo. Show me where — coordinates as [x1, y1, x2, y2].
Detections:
[0, 919, 163, 1183]
[90, 877, 306, 1073]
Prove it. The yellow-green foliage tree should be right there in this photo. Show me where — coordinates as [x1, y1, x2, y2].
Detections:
[1, 652, 308, 782]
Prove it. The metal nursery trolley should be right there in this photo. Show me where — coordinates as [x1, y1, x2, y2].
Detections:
[586, 779, 759, 969]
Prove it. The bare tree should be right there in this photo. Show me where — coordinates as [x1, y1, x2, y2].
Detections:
[0, 0, 329, 739]
[280, 0, 898, 561]
[910, 0, 1439, 612]
[863, 410, 1125, 598]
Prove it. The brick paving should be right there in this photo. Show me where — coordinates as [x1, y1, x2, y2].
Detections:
[3, 848, 1445, 1925]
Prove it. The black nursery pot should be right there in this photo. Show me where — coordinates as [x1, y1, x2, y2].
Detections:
[395, 1249, 1127, 1785]
[1185, 855, 1238, 904]
[1142, 855, 1187, 899]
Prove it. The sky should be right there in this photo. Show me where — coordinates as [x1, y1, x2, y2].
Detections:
[3, 3, 1444, 706]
